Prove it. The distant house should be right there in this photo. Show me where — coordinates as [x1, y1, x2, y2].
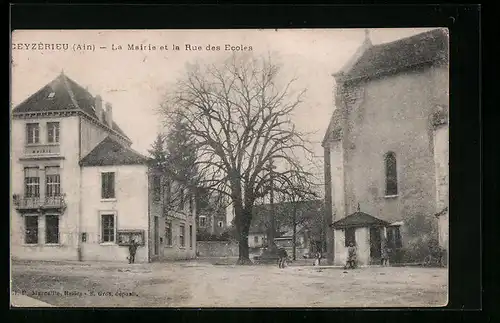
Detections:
[195, 188, 227, 237]
[322, 29, 449, 265]
[249, 199, 324, 252]
[10, 72, 196, 263]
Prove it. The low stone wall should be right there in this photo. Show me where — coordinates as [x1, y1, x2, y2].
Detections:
[196, 241, 239, 257]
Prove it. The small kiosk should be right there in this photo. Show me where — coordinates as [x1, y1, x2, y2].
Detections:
[330, 209, 390, 266]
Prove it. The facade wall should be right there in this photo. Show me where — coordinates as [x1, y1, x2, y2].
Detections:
[334, 66, 448, 247]
[148, 175, 197, 261]
[333, 229, 347, 266]
[434, 124, 449, 250]
[248, 233, 266, 248]
[80, 117, 128, 158]
[333, 227, 370, 266]
[197, 212, 227, 235]
[329, 139, 345, 221]
[80, 165, 149, 263]
[11, 116, 81, 261]
[196, 241, 239, 257]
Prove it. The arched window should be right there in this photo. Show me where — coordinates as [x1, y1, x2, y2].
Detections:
[384, 152, 398, 196]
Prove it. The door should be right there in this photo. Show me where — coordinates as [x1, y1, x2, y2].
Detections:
[369, 227, 382, 264]
[154, 216, 159, 256]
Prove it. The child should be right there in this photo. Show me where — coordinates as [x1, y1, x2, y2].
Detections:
[314, 251, 322, 266]
[345, 242, 357, 269]
[277, 248, 288, 268]
[381, 240, 390, 266]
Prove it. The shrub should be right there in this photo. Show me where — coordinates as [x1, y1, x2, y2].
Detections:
[390, 237, 446, 266]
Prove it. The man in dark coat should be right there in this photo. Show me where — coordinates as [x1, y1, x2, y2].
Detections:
[128, 239, 139, 264]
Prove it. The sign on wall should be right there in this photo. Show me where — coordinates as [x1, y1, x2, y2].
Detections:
[117, 230, 145, 246]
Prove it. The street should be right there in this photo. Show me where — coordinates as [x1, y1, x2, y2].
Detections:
[11, 259, 448, 307]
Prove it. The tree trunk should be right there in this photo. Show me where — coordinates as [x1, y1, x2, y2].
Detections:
[236, 207, 253, 265]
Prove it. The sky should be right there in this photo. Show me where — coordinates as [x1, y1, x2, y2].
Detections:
[11, 28, 436, 186]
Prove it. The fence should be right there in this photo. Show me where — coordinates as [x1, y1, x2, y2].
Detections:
[196, 240, 239, 257]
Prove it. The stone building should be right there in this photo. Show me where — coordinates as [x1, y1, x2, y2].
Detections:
[322, 29, 449, 265]
[11, 73, 196, 263]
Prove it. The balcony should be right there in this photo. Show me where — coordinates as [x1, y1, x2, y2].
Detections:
[22, 144, 61, 160]
[13, 194, 66, 212]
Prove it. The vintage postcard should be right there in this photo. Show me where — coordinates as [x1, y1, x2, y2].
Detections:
[10, 28, 449, 308]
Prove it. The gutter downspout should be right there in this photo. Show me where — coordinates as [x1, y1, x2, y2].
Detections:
[77, 116, 82, 261]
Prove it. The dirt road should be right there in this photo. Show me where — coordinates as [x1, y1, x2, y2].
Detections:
[11, 259, 447, 307]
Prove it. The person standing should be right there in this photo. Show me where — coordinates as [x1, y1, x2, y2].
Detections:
[277, 247, 288, 268]
[381, 239, 390, 266]
[345, 242, 357, 269]
[128, 239, 139, 264]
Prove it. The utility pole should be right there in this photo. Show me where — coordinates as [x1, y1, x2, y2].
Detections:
[266, 159, 277, 250]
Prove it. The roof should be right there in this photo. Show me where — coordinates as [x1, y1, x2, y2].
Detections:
[340, 28, 449, 83]
[322, 108, 342, 145]
[12, 73, 131, 141]
[79, 136, 148, 167]
[330, 211, 390, 229]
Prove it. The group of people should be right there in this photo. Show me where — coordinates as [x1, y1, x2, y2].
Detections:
[277, 248, 323, 269]
[276, 241, 392, 270]
[344, 240, 392, 269]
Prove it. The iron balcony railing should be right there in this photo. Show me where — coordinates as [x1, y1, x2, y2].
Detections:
[12, 194, 66, 211]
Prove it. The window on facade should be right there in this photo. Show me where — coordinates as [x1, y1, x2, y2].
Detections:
[45, 167, 61, 197]
[26, 123, 40, 144]
[101, 214, 115, 243]
[189, 225, 193, 248]
[179, 188, 185, 211]
[25, 216, 38, 244]
[386, 226, 402, 249]
[24, 168, 40, 198]
[165, 220, 172, 246]
[101, 172, 115, 199]
[152, 175, 161, 201]
[163, 181, 171, 206]
[199, 216, 206, 227]
[218, 221, 223, 228]
[179, 224, 185, 247]
[47, 122, 60, 143]
[254, 236, 259, 244]
[189, 194, 194, 215]
[344, 227, 356, 247]
[384, 152, 398, 196]
[45, 215, 59, 244]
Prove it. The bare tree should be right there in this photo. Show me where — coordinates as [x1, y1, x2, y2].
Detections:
[159, 54, 317, 264]
[274, 174, 322, 260]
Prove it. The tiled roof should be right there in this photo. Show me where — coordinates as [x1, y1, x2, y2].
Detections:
[330, 211, 390, 229]
[12, 73, 131, 141]
[80, 136, 148, 167]
[341, 28, 449, 83]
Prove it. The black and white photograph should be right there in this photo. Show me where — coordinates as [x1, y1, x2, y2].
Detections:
[10, 28, 449, 307]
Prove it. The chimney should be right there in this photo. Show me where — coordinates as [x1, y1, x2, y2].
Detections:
[105, 102, 113, 128]
[95, 95, 103, 122]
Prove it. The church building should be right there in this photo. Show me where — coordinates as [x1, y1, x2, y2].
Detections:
[322, 29, 449, 266]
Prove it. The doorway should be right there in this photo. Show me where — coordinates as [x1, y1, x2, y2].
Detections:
[154, 216, 159, 256]
[369, 227, 382, 263]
